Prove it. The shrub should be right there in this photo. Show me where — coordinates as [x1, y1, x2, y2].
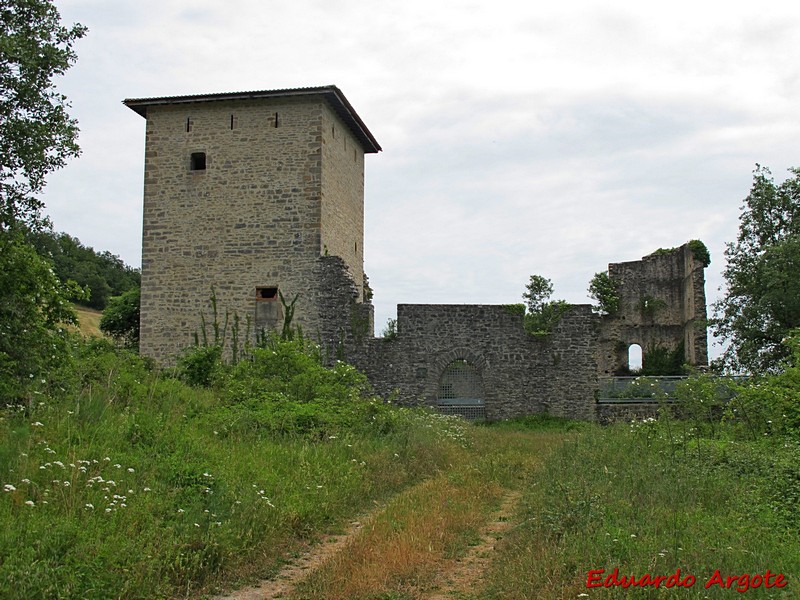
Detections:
[100, 287, 140, 349]
[178, 345, 224, 388]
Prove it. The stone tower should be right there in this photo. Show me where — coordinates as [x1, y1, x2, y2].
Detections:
[124, 86, 381, 365]
[596, 243, 709, 375]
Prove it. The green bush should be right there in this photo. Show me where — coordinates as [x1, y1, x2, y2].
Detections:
[100, 287, 140, 348]
[0, 232, 84, 400]
[219, 335, 391, 437]
[177, 345, 224, 388]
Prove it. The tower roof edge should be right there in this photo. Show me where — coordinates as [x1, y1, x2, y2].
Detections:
[123, 85, 381, 153]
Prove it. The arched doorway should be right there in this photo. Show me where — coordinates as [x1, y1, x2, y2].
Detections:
[437, 359, 485, 420]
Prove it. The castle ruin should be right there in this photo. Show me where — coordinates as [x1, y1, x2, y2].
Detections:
[125, 86, 708, 422]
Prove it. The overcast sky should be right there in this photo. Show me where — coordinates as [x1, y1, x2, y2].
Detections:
[42, 0, 800, 356]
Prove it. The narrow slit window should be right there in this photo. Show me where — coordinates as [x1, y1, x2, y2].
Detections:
[274, 112, 279, 128]
[186, 118, 193, 132]
[190, 152, 206, 171]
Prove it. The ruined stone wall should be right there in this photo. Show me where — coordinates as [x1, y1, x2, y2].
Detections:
[345, 304, 599, 421]
[139, 97, 367, 364]
[597, 243, 708, 375]
[313, 255, 374, 359]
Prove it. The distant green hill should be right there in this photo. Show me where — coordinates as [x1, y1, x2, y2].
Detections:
[27, 230, 140, 310]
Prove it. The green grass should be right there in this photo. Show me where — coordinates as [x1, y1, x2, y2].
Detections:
[477, 418, 800, 599]
[72, 305, 104, 338]
[0, 339, 467, 599]
[3, 338, 799, 599]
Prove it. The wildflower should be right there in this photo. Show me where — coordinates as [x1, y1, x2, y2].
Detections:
[32, 421, 44, 427]
[25, 500, 35, 507]
[127, 468, 134, 473]
[85, 503, 94, 509]
[3, 484, 16, 492]
[63, 481, 70, 487]
[21, 479, 30, 484]
[177, 508, 185, 514]
[143, 487, 151, 492]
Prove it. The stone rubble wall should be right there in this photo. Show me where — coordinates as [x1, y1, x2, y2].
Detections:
[597, 243, 708, 375]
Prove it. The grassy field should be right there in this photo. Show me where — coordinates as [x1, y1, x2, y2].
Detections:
[72, 305, 104, 338]
[1, 338, 798, 599]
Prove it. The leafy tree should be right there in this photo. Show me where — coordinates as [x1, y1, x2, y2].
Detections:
[28, 230, 140, 309]
[588, 271, 619, 315]
[522, 275, 554, 313]
[100, 287, 140, 349]
[0, 232, 84, 398]
[1, 0, 87, 230]
[521, 275, 569, 335]
[713, 165, 800, 373]
[0, 0, 86, 397]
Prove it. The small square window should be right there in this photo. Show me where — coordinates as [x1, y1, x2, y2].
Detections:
[256, 287, 278, 301]
[190, 152, 206, 171]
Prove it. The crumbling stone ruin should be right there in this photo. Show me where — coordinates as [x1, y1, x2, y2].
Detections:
[125, 86, 708, 422]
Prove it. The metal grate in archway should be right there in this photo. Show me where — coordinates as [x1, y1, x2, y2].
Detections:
[436, 359, 485, 421]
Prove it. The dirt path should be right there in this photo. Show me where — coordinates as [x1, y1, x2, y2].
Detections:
[213, 489, 521, 600]
[423, 489, 521, 599]
[211, 514, 373, 600]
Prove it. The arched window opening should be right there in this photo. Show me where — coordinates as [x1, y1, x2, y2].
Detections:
[437, 359, 485, 420]
[628, 344, 643, 373]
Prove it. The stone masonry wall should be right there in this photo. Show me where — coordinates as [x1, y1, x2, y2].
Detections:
[139, 97, 363, 364]
[346, 304, 599, 421]
[320, 105, 366, 302]
[597, 243, 708, 375]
